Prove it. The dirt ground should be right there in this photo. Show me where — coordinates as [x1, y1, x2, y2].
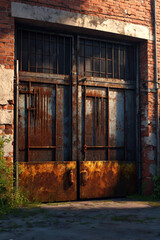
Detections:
[0, 199, 160, 240]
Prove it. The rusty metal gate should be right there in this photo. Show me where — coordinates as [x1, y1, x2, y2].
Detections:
[16, 29, 138, 202]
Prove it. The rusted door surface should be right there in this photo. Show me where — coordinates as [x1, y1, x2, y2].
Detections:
[79, 86, 137, 199]
[17, 30, 138, 202]
[18, 74, 77, 202]
[17, 30, 77, 202]
[78, 37, 137, 199]
[18, 73, 77, 202]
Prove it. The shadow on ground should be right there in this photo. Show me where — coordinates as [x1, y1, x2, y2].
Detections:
[0, 199, 160, 240]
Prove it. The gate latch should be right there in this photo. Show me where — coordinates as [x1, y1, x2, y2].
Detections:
[80, 170, 88, 186]
[68, 169, 74, 185]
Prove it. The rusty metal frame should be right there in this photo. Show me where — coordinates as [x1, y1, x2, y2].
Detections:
[124, 89, 127, 161]
[14, 60, 19, 189]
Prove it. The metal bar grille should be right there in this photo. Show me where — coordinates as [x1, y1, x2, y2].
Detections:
[79, 38, 135, 81]
[17, 29, 72, 75]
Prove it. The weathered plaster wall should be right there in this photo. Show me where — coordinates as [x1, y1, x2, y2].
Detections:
[0, 65, 14, 160]
[0, 0, 14, 161]
[0, 65, 14, 105]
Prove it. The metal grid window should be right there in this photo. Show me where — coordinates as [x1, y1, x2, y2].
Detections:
[79, 38, 134, 81]
[17, 29, 72, 75]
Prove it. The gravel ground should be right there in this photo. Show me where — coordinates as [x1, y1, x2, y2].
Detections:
[0, 200, 160, 240]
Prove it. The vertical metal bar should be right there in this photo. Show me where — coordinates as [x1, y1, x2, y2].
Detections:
[28, 31, 30, 72]
[124, 90, 127, 161]
[33, 89, 36, 135]
[27, 108, 30, 162]
[44, 93, 45, 133]
[84, 85, 86, 159]
[118, 45, 120, 79]
[92, 40, 94, 77]
[29, 82, 31, 107]
[71, 35, 75, 161]
[55, 84, 58, 161]
[33, 89, 35, 120]
[106, 43, 108, 78]
[49, 34, 51, 73]
[94, 96, 96, 146]
[112, 44, 114, 79]
[124, 48, 126, 80]
[101, 97, 104, 133]
[41, 91, 43, 136]
[84, 39, 86, 75]
[136, 45, 141, 194]
[38, 88, 40, 120]
[100, 42, 101, 77]
[27, 81, 31, 162]
[107, 87, 110, 160]
[63, 37, 66, 74]
[76, 36, 80, 200]
[47, 93, 49, 133]
[57, 36, 59, 74]
[15, 60, 19, 189]
[20, 30, 22, 71]
[35, 32, 37, 72]
[42, 33, 44, 73]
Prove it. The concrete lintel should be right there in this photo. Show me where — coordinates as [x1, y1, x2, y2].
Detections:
[11, 2, 153, 41]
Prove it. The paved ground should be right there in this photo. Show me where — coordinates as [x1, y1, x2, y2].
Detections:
[0, 199, 160, 240]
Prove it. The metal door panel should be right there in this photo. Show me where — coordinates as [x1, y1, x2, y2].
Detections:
[126, 90, 136, 161]
[19, 162, 77, 202]
[83, 87, 108, 161]
[79, 161, 137, 199]
[79, 85, 137, 199]
[19, 81, 71, 162]
[57, 85, 71, 161]
[109, 90, 124, 161]
[18, 73, 73, 202]
[19, 93, 26, 162]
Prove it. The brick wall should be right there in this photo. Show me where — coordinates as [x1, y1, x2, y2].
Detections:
[0, 0, 159, 194]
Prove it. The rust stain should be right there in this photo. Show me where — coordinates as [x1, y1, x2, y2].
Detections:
[19, 162, 77, 202]
[80, 161, 137, 199]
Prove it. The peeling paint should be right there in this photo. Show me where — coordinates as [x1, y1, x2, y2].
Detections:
[0, 110, 13, 124]
[0, 65, 14, 105]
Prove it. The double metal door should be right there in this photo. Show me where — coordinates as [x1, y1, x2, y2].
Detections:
[17, 31, 137, 202]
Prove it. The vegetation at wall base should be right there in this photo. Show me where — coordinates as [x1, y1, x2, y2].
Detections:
[153, 169, 160, 200]
[128, 170, 160, 201]
[0, 136, 29, 215]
